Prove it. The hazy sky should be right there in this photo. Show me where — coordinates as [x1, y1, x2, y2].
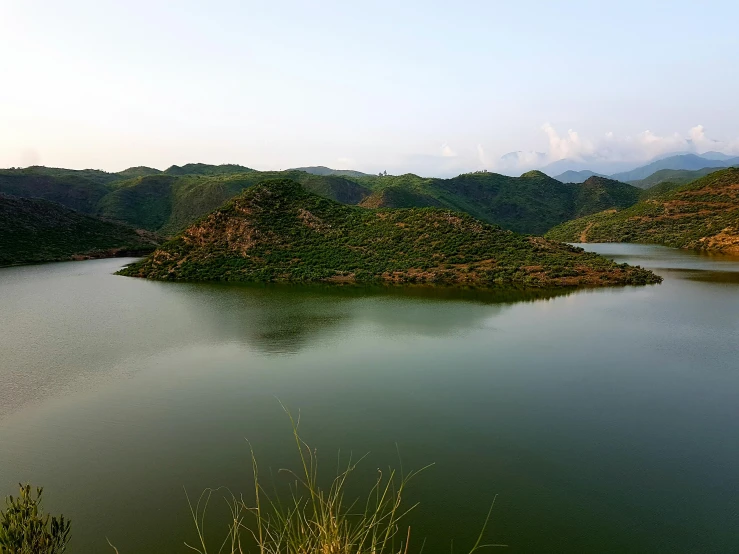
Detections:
[2, 0, 738, 176]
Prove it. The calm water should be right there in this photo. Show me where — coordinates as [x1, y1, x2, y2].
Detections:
[1, 245, 738, 553]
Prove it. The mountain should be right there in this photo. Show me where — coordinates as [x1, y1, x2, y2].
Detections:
[571, 177, 641, 217]
[700, 151, 736, 161]
[545, 168, 739, 255]
[163, 163, 254, 176]
[292, 166, 372, 178]
[0, 194, 158, 266]
[610, 154, 739, 182]
[554, 170, 606, 183]
[628, 167, 725, 190]
[118, 179, 660, 287]
[353, 171, 641, 235]
[0, 167, 114, 213]
[116, 166, 162, 179]
[0, 165, 642, 237]
[541, 158, 636, 177]
[97, 171, 371, 235]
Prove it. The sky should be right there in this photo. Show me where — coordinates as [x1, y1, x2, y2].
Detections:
[1, 0, 738, 176]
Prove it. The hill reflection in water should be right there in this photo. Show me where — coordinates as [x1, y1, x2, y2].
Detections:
[162, 281, 577, 354]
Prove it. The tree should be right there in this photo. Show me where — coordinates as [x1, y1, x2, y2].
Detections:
[0, 484, 71, 554]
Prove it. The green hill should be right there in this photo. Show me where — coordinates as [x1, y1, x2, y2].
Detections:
[0, 168, 114, 213]
[353, 171, 640, 235]
[545, 168, 739, 255]
[163, 163, 254, 176]
[118, 179, 660, 288]
[628, 167, 727, 189]
[0, 194, 158, 266]
[1, 165, 643, 237]
[116, 166, 163, 179]
[97, 171, 371, 235]
[292, 166, 372, 178]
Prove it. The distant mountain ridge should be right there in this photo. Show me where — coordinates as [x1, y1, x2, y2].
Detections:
[610, 154, 739, 183]
[553, 170, 606, 183]
[628, 167, 724, 190]
[544, 152, 739, 188]
[0, 164, 644, 236]
[545, 168, 739, 255]
[292, 166, 373, 178]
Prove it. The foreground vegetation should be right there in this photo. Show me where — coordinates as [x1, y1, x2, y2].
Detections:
[0, 195, 158, 266]
[545, 168, 739, 255]
[0, 485, 70, 553]
[184, 410, 505, 554]
[3, 412, 504, 553]
[119, 179, 661, 287]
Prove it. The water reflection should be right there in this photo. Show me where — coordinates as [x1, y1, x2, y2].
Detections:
[0, 260, 575, 417]
[161, 281, 576, 354]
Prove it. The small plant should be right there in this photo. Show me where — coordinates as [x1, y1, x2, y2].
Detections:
[185, 407, 506, 553]
[0, 484, 71, 554]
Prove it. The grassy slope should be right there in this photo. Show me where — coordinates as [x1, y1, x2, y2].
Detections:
[545, 168, 739, 254]
[0, 194, 158, 266]
[119, 179, 660, 287]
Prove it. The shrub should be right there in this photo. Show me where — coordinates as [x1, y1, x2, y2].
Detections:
[0, 484, 71, 554]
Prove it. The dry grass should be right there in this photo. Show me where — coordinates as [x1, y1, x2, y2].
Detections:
[183, 407, 506, 554]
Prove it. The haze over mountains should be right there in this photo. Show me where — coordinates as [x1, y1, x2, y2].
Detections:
[551, 153, 739, 184]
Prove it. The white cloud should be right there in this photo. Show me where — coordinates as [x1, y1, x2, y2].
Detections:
[476, 144, 489, 166]
[542, 123, 595, 162]
[495, 124, 739, 173]
[496, 151, 547, 173]
[440, 143, 457, 157]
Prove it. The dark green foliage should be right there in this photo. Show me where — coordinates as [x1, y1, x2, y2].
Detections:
[545, 168, 739, 253]
[120, 179, 660, 287]
[0, 484, 70, 554]
[0, 194, 158, 266]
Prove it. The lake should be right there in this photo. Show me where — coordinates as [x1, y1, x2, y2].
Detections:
[1, 244, 738, 553]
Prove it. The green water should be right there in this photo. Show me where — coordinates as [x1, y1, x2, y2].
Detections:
[1, 244, 738, 553]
